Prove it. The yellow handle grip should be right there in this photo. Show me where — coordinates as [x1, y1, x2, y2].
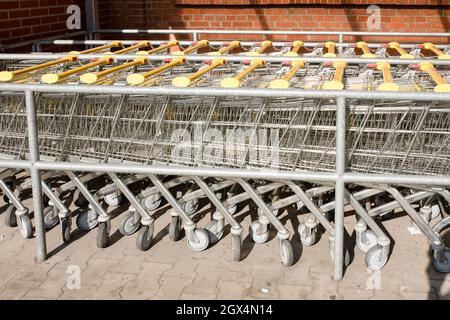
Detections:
[290, 41, 303, 54]
[81, 58, 147, 84]
[375, 62, 399, 91]
[322, 61, 346, 90]
[221, 59, 264, 88]
[423, 43, 450, 60]
[0, 56, 77, 82]
[257, 41, 272, 54]
[172, 59, 225, 87]
[113, 41, 150, 55]
[146, 41, 179, 55]
[127, 58, 185, 85]
[418, 62, 450, 92]
[268, 60, 305, 89]
[388, 42, 414, 59]
[180, 40, 209, 55]
[356, 41, 375, 58]
[68, 41, 122, 55]
[218, 41, 241, 54]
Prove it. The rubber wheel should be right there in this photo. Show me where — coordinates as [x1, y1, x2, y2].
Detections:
[183, 200, 199, 216]
[232, 234, 241, 262]
[17, 214, 33, 239]
[365, 245, 388, 271]
[298, 223, 317, 246]
[96, 222, 109, 248]
[249, 221, 270, 244]
[433, 252, 450, 273]
[4, 205, 17, 228]
[104, 193, 122, 207]
[43, 206, 59, 229]
[73, 189, 88, 207]
[136, 224, 154, 251]
[187, 228, 210, 252]
[205, 219, 224, 244]
[142, 196, 162, 211]
[279, 239, 294, 267]
[169, 215, 183, 241]
[61, 217, 72, 243]
[76, 208, 99, 231]
[119, 211, 141, 236]
[357, 230, 378, 253]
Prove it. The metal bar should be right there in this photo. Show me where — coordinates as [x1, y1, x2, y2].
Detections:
[25, 90, 47, 262]
[3, 31, 86, 50]
[334, 96, 346, 280]
[0, 178, 26, 210]
[85, 0, 98, 41]
[3, 53, 450, 65]
[94, 29, 450, 37]
[1, 84, 450, 102]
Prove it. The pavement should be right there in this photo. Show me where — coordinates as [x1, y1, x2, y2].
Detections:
[0, 192, 448, 300]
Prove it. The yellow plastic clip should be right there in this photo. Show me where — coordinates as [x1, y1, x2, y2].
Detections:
[322, 61, 346, 90]
[208, 41, 241, 56]
[375, 62, 399, 91]
[127, 57, 186, 85]
[388, 42, 414, 59]
[422, 43, 450, 60]
[221, 59, 265, 88]
[323, 42, 337, 58]
[418, 62, 450, 93]
[172, 59, 225, 87]
[356, 41, 376, 58]
[269, 60, 304, 89]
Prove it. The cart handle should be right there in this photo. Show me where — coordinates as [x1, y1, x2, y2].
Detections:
[322, 61, 346, 90]
[323, 41, 337, 58]
[246, 40, 272, 57]
[68, 41, 123, 55]
[375, 62, 399, 91]
[418, 62, 450, 92]
[356, 41, 376, 58]
[207, 41, 241, 56]
[221, 59, 265, 88]
[113, 41, 151, 55]
[80, 54, 148, 84]
[269, 60, 305, 89]
[172, 59, 226, 87]
[172, 40, 210, 56]
[127, 57, 186, 85]
[146, 41, 179, 55]
[421, 43, 450, 60]
[388, 42, 414, 59]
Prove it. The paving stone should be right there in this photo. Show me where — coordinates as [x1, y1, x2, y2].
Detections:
[0, 280, 41, 299]
[120, 286, 158, 300]
[216, 280, 253, 299]
[154, 276, 194, 299]
[102, 272, 137, 287]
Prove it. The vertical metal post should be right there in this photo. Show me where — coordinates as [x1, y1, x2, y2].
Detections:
[25, 90, 47, 262]
[334, 96, 346, 280]
[85, 0, 99, 40]
[193, 32, 198, 42]
[338, 34, 344, 54]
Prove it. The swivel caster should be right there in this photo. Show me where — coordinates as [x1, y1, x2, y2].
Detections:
[73, 189, 88, 208]
[104, 192, 122, 207]
[356, 229, 378, 253]
[17, 214, 33, 239]
[365, 245, 388, 271]
[169, 215, 183, 241]
[141, 194, 162, 211]
[60, 216, 72, 243]
[43, 206, 59, 229]
[136, 224, 154, 251]
[183, 199, 199, 215]
[279, 239, 294, 267]
[119, 211, 141, 236]
[187, 228, 210, 252]
[96, 222, 110, 248]
[249, 221, 270, 244]
[4, 205, 17, 227]
[205, 218, 224, 244]
[298, 223, 317, 246]
[433, 249, 450, 273]
[232, 234, 241, 262]
[76, 207, 99, 231]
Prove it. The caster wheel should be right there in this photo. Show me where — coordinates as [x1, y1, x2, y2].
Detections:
[136, 224, 154, 251]
[141, 195, 162, 211]
[17, 214, 33, 239]
[330, 247, 351, 267]
[205, 219, 224, 244]
[279, 239, 294, 267]
[433, 252, 450, 273]
[4, 205, 17, 228]
[169, 215, 183, 241]
[43, 206, 59, 229]
[298, 223, 317, 246]
[183, 200, 199, 215]
[61, 217, 72, 243]
[76, 208, 99, 231]
[365, 245, 388, 271]
[104, 193, 122, 207]
[249, 221, 270, 244]
[119, 211, 141, 236]
[187, 228, 210, 252]
[96, 222, 109, 248]
[73, 189, 88, 207]
[356, 230, 378, 253]
[227, 205, 237, 215]
[431, 204, 440, 220]
[232, 234, 241, 262]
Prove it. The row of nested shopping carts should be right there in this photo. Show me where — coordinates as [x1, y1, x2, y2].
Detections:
[0, 35, 449, 277]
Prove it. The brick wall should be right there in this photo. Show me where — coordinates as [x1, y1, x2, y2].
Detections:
[0, 0, 84, 51]
[98, 0, 450, 43]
